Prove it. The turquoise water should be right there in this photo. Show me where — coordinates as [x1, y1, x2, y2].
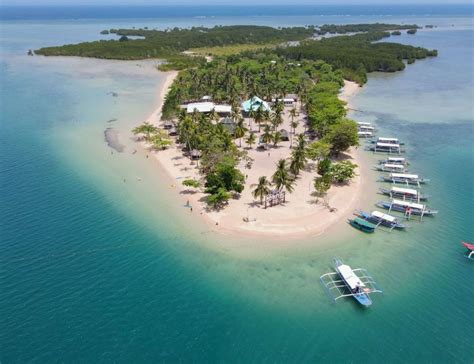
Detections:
[1, 8, 473, 363]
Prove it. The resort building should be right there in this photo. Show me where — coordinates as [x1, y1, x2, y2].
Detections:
[241, 96, 271, 115]
[182, 102, 232, 115]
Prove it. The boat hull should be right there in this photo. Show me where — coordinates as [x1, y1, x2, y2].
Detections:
[353, 293, 372, 306]
[381, 177, 428, 185]
[356, 210, 406, 230]
[349, 219, 375, 233]
[377, 202, 438, 216]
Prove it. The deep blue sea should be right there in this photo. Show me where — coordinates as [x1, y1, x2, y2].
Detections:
[1, 5, 473, 363]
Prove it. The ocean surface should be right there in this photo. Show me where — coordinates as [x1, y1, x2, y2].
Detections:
[1, 5, 473, 363]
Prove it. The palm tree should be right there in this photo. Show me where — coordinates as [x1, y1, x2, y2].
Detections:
[251, 176, 272, 205]
[261, 124, 273, 146]
[208, 108, 220, 124]
[254, 104, 265, 132]
[272, 130, 282, 147]
[289, 133, 308, 175]
[246, 132, 257, 149]
[295, 133, 307, 152]
[290, 120, 299, 134]
[289, 106, 298, 128]
[290, 148, 306, 176]
[248, 108, 257, 131]
[234, 119, 248, 147]
[271, 111, 283, 131]
[272, 159, 294, 193]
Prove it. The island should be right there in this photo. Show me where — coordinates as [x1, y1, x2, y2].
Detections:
[35, 24, 438, 236]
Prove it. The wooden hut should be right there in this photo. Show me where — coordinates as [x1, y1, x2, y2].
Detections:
[279, 129, 290, 141]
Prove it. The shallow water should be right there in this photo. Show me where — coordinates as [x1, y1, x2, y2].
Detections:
[1, 7, 473, 363]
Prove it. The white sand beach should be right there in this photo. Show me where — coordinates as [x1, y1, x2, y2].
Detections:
[140, 75, 369, 239]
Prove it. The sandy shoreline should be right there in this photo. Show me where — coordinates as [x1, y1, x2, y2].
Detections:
[139, 75, 367, 240]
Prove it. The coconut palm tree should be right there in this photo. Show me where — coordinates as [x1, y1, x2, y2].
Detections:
[272, 159, 294, 193]
[251, 176, 272, 205]
[290, 148, 306, 176]
[261, 124, 273, 147]
[272, 130, 282, 147]
[234, 119, 248, 147]
[209, 108, 220, 124]
[290, 119, 299, 134]
[245, 132, 257, 149]
[289, 106, 298, 128]
[271, 111, 283, 131]
[254, 104, 266, 132]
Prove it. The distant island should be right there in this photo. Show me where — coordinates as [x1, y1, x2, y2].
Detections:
[36, 23, 438, 236]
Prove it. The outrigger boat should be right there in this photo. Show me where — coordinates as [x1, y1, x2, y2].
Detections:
[358, 131, 373, 138]
[380, 173, 429, 186]
[367, 142, 403, 154]
[375, 163, 407, 173]
[357, 121, 372, 127]
[370, 137, 404, 145]
[462, 241, 474, 260]
[320, 258, 383, 307]
[379, 186, 429, 202]
[348, 217, 376, 233]
[376, 199, 438, 219]
[378, 157, 408, 166]
[358, 125, 376, 132]
[355, 209, 407, 230]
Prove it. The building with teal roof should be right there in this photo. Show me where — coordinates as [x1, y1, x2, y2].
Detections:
[241, 96, 271, 114]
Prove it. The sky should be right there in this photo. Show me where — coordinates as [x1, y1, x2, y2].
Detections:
[1, 0, 472, 5]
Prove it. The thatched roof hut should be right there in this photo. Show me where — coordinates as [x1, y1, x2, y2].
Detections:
[220, 117, 237, 135]
[190, 149, 201, 160]
[279, 129, 290, 141]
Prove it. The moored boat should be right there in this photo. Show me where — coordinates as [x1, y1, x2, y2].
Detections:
[379, 186, 429, 201]
[375, 163, 407, 173]
[367, 142, 403, 154]
[334, 259, 374, 306]
[358, 131, 373, 138]
[379, 157, 410, 166]
[380, 173, 429, 185]
[319, 258, 383, 307]
[378, 157, 409, 166]
[376, 199, 438, 218]
[370, 137, 404, 145]
[355, 209, 407, 230]
[462, 241, 474, 260]
[348, 217, 376, 233]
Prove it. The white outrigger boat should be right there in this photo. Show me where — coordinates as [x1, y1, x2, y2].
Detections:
[375, 163, 407, 173]
[355, 209, 407, 230]
[378, 157, 409, 166]
[379, 186, 429, 202]
[367, 142, 403, 154]
[370, 137, 404, 145]
[376, 199, 438, 219]
[320, 258, 382, 306]
[380, 173, 429, 186]
[358, 131, 373, 138]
